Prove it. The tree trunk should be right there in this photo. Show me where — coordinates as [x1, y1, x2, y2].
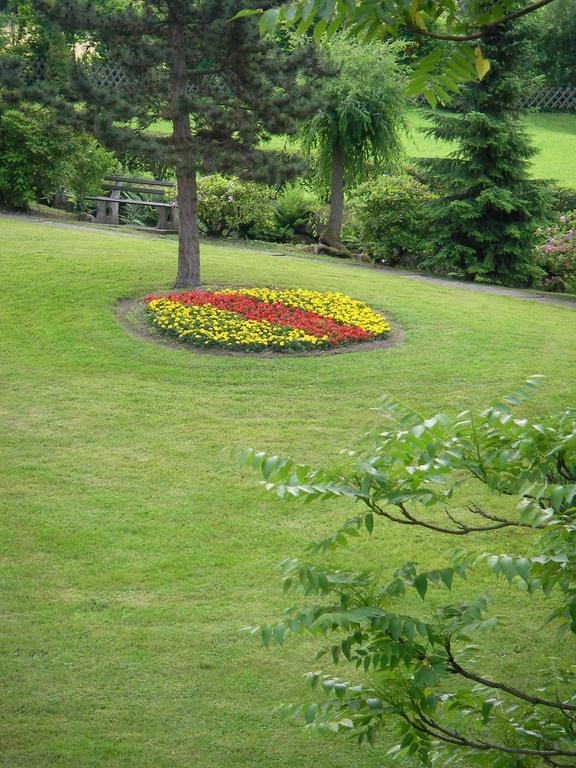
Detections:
[169, 13, 200, 289]
[319, 141, 352, 258]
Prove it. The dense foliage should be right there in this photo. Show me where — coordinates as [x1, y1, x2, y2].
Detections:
[421, 20, 550, 285]
[238, 0, 527, 103]
[350, 174, 435, 265]
[241, 377, 576, 767]
[196, 175, 275, 239]
[272, 184, 320, 243]
[536, 0, 576, 88]
[537, 211, 576, 293]
[64, 133, 117, 214]
[0, 102, 72, 209]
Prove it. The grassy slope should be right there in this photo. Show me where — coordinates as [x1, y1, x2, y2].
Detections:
[1, 219, 575, 768]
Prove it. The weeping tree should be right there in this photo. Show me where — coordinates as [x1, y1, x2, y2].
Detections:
[301, 37, 407, 257]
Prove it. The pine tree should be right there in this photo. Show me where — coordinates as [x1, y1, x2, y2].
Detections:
[421, 18, 549, 286]
[28, 0, 321, 287]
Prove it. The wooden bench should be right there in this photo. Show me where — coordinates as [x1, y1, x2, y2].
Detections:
[86, 176, 178, 232]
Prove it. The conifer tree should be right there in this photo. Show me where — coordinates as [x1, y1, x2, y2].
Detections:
[420, 18, 549, 286]
[28, 0, 321, 287]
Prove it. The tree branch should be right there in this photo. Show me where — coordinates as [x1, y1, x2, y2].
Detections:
[411, 709, 576, 758]
[369, 501, 521, 535]
[445, 638, 576, 712]
[406, 0, 557, 41]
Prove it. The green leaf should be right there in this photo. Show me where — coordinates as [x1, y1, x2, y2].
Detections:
[440, 568, 454, 589]
[414, 574, 428, 600]
[515, 557, 531, 583]
[548, 485, 565, 513]
[259, 8, 279, 35]
[390, 618, 403, 640]
[261, 625, 273, 647]
[230, 8, 262, 21]
[499, 555, 516, 584]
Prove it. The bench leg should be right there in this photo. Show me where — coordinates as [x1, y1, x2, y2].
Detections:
[156, 205, 179, 232]
[94, 199, 120, 226]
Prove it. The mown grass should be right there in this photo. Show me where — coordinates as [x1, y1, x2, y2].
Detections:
[1, 217, 575, 768]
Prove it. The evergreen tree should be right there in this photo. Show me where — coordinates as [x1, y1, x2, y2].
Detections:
[420, 17, 549, 286]
[28, 0, 322, 287]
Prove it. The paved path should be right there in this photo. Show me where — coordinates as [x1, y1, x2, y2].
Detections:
[3, 212, 575, 310]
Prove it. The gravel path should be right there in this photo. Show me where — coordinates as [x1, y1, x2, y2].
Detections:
[3, 212, 575, 310]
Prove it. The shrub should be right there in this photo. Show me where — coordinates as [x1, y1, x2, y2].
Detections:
[119, 199, 159, 228]
[350, 174, 435, 265]
[64, 134, 118, 214]
[549, 185, 576, 215]
[196, 174, 274, 238]
[0, 103, 73, 210]
[537, 210, 576, 293]
[273, 184, 320, 242]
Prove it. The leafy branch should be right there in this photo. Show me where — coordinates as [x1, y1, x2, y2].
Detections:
[241, 379, 576, 767]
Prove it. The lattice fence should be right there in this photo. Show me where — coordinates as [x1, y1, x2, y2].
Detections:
[24, 59, 129, 89]
[518, 88, 576, 111]
[88, 61, 129, 89]
[23, 59, 576, 110]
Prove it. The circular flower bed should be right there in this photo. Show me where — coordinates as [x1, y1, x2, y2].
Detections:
[144, 287, 391, 353]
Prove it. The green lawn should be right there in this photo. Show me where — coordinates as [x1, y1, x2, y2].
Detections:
[1, 218, 575, 768]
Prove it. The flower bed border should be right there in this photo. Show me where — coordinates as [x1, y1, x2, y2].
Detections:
[115, 289, 404, 358]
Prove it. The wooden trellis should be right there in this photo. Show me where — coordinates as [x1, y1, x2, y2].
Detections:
[89, 61, 129, 90]
[518, 88, 576, 111]
[24, 59, 129, 90]
[24, 58, 576, 111]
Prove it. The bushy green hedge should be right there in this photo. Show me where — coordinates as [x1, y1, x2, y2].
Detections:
[0, 102, 117, 213]
[271, 184, 320, 242]
[549, 185, 576, 215]
[64, 134, 117, 213]
[350, 175, 436, 265]
[197, 174, 275, 237]
[0, 103, 72, 210]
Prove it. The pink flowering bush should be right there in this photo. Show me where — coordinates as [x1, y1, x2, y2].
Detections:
[537, 210, 576, 293]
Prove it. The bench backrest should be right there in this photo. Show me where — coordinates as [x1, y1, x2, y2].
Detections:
[103, 176, 176, 199]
